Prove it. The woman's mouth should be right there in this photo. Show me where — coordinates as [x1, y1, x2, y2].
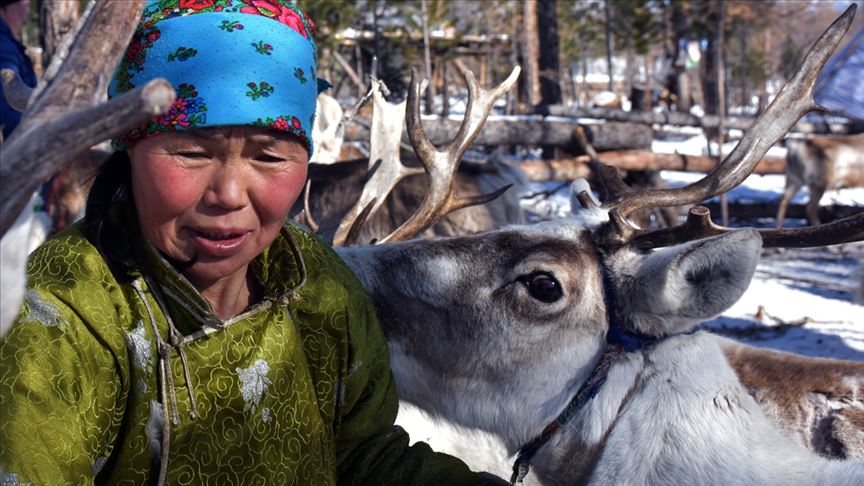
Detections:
[190, 228, 252, 257]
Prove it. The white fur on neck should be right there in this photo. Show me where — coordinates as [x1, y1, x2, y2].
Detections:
[532, 332, 864, 485]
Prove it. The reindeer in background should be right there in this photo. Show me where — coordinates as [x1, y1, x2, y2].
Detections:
[294, 73, 527, 245]
[1, 2, 863, 483]
[776, 134, 864, 228]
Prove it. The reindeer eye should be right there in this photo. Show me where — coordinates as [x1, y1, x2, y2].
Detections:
[518, 272, 563, 303]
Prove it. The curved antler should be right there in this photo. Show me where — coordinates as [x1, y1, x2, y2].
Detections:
[0, 0, 175, 237]
[578, 4, 858, 250]
[376, 63, 520, 243]
[629, 207, 864, 249]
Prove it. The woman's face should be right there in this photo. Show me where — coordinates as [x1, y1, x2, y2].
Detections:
[129, 126, 308, 289]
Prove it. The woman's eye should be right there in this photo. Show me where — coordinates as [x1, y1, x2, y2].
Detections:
[255, 154, 286, 163]
[517, 272, 563, 303]
[177, 151, 208, 159]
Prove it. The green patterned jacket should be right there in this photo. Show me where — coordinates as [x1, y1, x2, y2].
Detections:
[0, 213, 494, 485]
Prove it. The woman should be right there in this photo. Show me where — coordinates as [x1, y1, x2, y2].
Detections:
[0, 2, 505, 484]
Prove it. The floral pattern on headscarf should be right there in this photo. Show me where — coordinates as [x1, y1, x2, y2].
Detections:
[113, 25, 161, 93]
[253, 114, 309, 148]
[116, 83, 207, 148]
[143, 0, 315, 41]
[109, 0, 321, 154]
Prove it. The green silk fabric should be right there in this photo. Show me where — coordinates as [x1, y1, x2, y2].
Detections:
[0, 214, 489, 485]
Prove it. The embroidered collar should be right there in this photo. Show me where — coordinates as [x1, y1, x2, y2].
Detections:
[119, 198, 307, 335]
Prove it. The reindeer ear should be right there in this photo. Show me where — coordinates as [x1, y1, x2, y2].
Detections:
[615, 228, 762, 335]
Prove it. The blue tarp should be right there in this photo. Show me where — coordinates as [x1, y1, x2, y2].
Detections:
[814, 27, 864, 121]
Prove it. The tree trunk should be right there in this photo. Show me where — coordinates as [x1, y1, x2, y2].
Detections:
[604, 0, 614, 92]
[441, 60, 449, 117]
[670, 1, 690, 112]
[714, 0, 729, 226]
[701, 8, 719, 123]
[522, 0, 541, 106]
[739, 23, 748, 110]
[759, 30, 770, 114]
[38, 0, 80, 67]
[421, 0, 435, 114]
[579, 26, 589, 107]
[625, 34, 635, 95]
[537, 0, 559, 159]
[537, 0, 561, 106]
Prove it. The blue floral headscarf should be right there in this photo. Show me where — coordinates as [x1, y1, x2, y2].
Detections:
[109, 0, 320, 154]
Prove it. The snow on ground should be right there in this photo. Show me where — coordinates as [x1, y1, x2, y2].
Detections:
[518, 133, 864, 362]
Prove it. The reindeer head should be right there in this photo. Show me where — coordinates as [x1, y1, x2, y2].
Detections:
[339, 4, 862, 452]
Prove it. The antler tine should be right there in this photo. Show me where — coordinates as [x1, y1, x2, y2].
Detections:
[332, 78, 423, 246]
[343, 198, 378, 246]
[760, 212, 864, 248]
[631, 207, 864, 250]
[630, 206, 725, 249]
[446, 60, 521, 158]
[378, 65, 520, 243]
[1, 69, 33, 112]
[603, 4, 856, 224]
[0, 0, 176, 237]
[573, 126, 632, 201]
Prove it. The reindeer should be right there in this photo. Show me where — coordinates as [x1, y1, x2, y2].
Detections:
[2, 2, 863, 483]
[293, 75, 527, 245]
[776, 134, 864, 228]
[330, 6, 864, 484]
[295, 156, 527, 244]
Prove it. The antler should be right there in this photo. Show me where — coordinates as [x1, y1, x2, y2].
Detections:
[0, 0, 175, 237]
[332, 77, 423, 246]
[629, 207, 864, 249]
[575, 4, 861, 250]
[371, 63, 520, 244]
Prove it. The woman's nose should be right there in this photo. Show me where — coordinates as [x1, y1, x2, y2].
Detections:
[202, 162, 248, 210]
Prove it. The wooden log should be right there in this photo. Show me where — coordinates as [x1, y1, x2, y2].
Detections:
[344, 117, 653, 151]
[701, 201, 862, 223]
[540, 105, 857, 134]
[518, 150, 785, 181]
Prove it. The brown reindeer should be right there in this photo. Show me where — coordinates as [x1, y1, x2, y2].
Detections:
[776, 134, 864, 228]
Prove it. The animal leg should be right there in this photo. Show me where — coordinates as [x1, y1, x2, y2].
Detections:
[775, 182, 800, 229]
[805, 184, 826, 226]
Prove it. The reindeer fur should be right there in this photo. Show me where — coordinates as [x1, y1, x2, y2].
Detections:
[777, 135, 864, 227]
[293, 157, 526, 244]
[339, 222, 864, 485]
[722, 340, 864, 460]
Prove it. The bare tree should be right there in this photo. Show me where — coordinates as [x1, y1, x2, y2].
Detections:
[521, 0, 541, 107]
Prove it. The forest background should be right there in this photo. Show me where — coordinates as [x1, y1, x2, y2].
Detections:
[20, 0, 864, 124]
